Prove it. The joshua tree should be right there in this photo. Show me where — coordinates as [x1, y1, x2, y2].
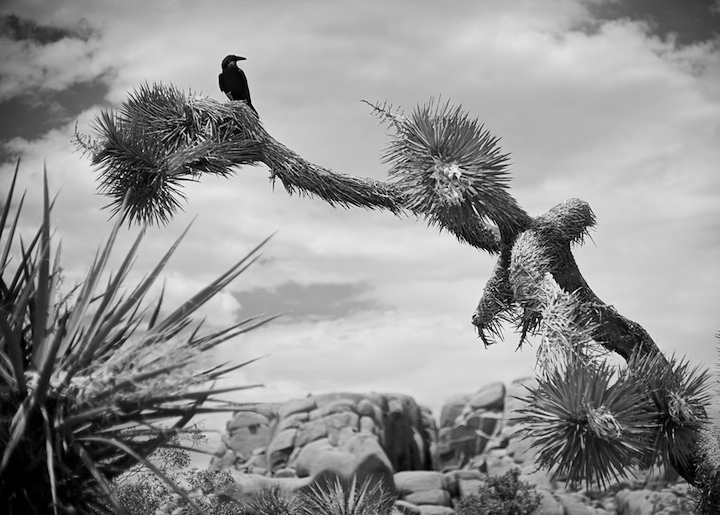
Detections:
[77, 83, 715, 497]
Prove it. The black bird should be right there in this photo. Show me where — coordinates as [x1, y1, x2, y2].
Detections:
[219, 54, 258, 116]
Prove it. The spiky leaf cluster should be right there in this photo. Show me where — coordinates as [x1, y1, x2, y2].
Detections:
[296, 476, 396, 515]
[0, 162, 274, 514]
[82, 83, 264, 225]
[517, 357, 653, 489]
[374, 98, 531, 243]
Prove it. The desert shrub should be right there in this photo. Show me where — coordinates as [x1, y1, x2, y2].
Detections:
[456, 469, 541, 515]
[115, 465, 242, 515]
[112, 430, 243, 514]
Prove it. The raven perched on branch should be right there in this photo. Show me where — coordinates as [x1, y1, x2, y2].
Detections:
[219, 54, 258, 116]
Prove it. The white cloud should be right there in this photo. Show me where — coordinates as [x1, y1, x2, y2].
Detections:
[0, 33, 113, 102]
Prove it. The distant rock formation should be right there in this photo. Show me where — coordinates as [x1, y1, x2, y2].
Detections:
[203, 380, 691, 515]
[210, 392, 435, 502]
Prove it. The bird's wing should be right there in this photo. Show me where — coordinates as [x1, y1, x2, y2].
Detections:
[238, 69, 252, 103]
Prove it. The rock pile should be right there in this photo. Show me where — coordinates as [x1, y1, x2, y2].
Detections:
[209, 392, 435, 498]
[206, 380, 695, 514]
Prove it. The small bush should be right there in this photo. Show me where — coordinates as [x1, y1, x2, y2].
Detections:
[456, 469, 541, 515]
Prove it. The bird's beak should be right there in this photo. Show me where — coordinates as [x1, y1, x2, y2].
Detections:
[236, 56, 247, 62]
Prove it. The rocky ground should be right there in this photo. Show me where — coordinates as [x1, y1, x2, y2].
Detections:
[203, 378, 696, 514]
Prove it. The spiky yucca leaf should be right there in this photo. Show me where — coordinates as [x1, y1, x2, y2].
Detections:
[247, 484, 297, 515]
[297, 476, 395, 515]
[517, 357, 653, 489]
[0, 162, 274, 514]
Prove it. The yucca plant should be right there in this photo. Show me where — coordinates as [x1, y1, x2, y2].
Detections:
[0, 160, 276, 514]
[296, 476, 396, 515]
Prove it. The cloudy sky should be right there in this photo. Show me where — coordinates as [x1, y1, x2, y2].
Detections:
[1, 0, 719, 456]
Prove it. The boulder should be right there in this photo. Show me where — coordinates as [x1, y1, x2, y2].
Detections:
[276, 411, 308, 431]
[505, 427, 535, 465]
[266, 428, 297, 469]
[227, 410, 270, 432]
[555, 492, 595, 515]
[209, 447, 236, 472]
[226, 412, 271, 462]
[441, 471, 458, 498]
[309, 398, 357, 419]
[291, 433, 395, 492]
[395, 471, 444, 495]
[294, 417, 329, 447]
[505, 377, 537, 425]
[394, 499, 422, 515]
[404, 489, 451, 507]
[483, 450, 518, 477]
[360, 415, 379, 436]
[615, 489, 679, 515]
[535, 490, 564, 515]
[469, 381, 505, 411]
[436, 386, 505, 471]
[439, 394, 470, 427]
[277, 396, 316, 419]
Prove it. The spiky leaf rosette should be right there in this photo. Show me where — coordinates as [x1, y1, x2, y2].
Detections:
[517, 357, 653, 489]
[624, 352, 711, 475]
[246, 484, 297, 515]
[296, 475, 395, 515]
[0, 162, 274, 514]
[83, 83, 265, 225]
[373, 98, 531, 244]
